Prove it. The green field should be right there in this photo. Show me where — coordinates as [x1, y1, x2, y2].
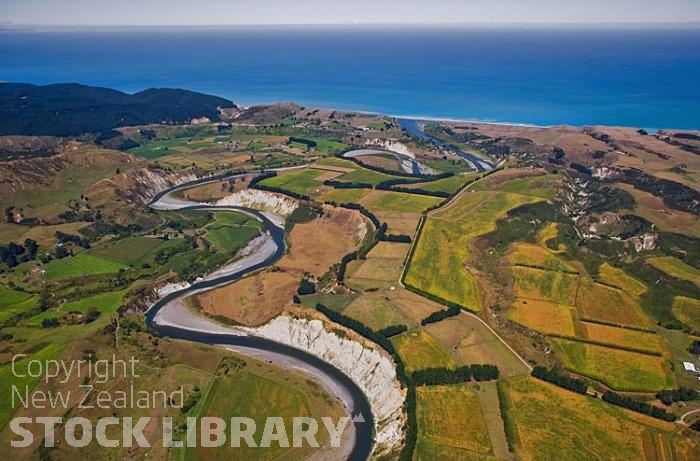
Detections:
[314, 156, 360, 170]
[42, 253, 126, 280]
[129, 137, 208, 159]
[423, 158, 475, 173]
[89, 235, 164, 265]
[493, 174, 558, 200]
[647, 256, 700, 287]
[204, 211, 262, 254]
[581, 322, 662, 354]
[508, 243, 578, 273]
[416, 384, 493, 460]
[306, 137, 348, 153]
[29, 290, 127, 326]
[598, 262, 648, 297]
[550, 338, 672, 392]
[127, 128, 226, 159]
[508, 299, 577, 337]
[405, 191, 543, 311]
[0, 284, 37, 322]
[0, 342, 65, 429]
[511, 266, 579, 305]
[188, 365, 344, 461]
[672, 296, 700, 331]
[258, 168, 326, 195]
[299, 293, 359, 312]
[337, 167, 402, 186]
[341, 293, 414, 330]
[319, 187, 371, 204]
[469, 170, 558, 199]
[407, 174, 472, 194]
[392, 331, 457, 372]
[575, 279, 651, 328]
[500, 376, 677, 461]
[359, 190, 442, 213]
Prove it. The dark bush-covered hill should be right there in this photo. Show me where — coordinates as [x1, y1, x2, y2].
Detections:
[0, 83, 237, 136]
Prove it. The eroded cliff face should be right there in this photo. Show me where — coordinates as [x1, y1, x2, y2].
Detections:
[107, 168, 199, 205]
[242, 316, 406, 458]
[215, 189, 299, 217]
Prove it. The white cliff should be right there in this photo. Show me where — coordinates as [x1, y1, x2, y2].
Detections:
[241, 316, 405, 458]
[216, 189, 299, 217]
[156, 281, 192, 297]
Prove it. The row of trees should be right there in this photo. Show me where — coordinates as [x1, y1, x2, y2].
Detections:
[374, 172, 454, 198]
[288, 137, 317, 149]
[332, 204, 386, 282]
[336, 252, 355, 282]
[315, 303, 396, 355]
[323, 179, 373, 189]
[602, 391, 677, 422]
[335, 202, 381, 228]
[656, 387, 698, 406]
[412, 364, 499, 385]
[375, 171, 454, 188]
[377, 324, 408, 338]
[401, 386, 417, 461]
[531, 366, 587, 394]
[382, 185, 450, 198]
[314, 302, 415, 460]
[380, 234, 412, 243]
[421, 306, 461, 325]
[55, 231, 91, 249]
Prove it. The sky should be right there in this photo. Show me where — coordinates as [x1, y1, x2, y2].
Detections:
[2, 0, 699, 26]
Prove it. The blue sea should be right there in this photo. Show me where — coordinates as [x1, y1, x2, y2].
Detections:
[1, 26, 699, 129]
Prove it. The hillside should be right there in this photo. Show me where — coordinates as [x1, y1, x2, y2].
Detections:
[0, 83, 237, 136]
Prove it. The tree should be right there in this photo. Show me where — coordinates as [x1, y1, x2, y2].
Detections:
[41, 317, 59, 328]
[531, 366, 587, 394]
[24, 239, 38, 259]
[656, 387, 698, 406]
[689, 340, 700, 355]
[36, 290, 51, 312]
[83, 307, 101, 324]
[5, 206, 15, 224]
[297, 279, 316, 295]
[54, 245, 69, 259]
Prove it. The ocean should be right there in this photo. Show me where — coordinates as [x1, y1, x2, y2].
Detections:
[1, 26, 699, 129]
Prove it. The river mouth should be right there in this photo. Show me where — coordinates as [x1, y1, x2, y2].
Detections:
[397, 118, 496, 172]
[144, 186, 375, 460]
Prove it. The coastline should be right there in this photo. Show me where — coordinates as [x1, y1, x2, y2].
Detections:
[224, 102, 686, 132]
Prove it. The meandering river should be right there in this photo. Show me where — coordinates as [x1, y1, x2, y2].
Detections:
[144, 177, 375, 460]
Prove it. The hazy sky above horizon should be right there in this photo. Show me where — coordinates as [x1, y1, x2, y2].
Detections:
[2, 0, 700, 26]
